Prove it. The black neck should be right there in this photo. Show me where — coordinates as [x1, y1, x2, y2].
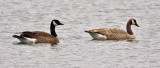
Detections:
[50, 24, 57, 37]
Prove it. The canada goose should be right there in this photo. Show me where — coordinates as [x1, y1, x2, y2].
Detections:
[85, 18, 139, 40]
[13, 19, 64, 44]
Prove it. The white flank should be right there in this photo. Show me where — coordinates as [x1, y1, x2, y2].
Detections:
[18, 37, 36, 44]
[89, 33, 107, 40]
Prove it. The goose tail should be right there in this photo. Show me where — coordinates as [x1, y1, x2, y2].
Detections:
[12, 35, 23, 38]
[85, 30, 94, 33]
[84, 30, 90, 33]
[12, 32, 23, 38]
[85, 30, 98, 33]
[13, 35, 20, 38]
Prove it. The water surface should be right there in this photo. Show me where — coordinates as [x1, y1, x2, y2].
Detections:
[0, 0, 160, 68]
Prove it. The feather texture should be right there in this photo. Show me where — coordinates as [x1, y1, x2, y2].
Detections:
[13, 19, 63, 44]
[85, 18, 139, 40]
[20, 31, 59, 44]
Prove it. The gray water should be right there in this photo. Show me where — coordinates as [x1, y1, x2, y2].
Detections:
[0, 0, 160, 68]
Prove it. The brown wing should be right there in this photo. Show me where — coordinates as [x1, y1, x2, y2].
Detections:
[104, 34, 135, 40]
[85, 27, 128, 35]
[20, 31, 37, 38]
[20, 31, 59, 43]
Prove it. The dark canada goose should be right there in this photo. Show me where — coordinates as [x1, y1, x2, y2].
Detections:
[13, 19, 64, 44]
[85, 18, 139, 40]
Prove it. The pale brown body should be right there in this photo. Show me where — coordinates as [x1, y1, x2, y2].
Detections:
[85, 18, 139, 40]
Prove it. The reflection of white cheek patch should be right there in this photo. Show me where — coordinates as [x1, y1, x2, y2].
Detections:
[53, 21, 58, 26]
[132, 20, 135, 25]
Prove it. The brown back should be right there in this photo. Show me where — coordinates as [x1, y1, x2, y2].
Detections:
[86, 27, 128, 35]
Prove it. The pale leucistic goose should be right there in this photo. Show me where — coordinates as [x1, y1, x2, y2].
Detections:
[85, 18, 139, 40]
[13, 19, 64, 44]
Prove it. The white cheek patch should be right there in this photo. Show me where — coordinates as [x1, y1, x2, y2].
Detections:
[132, 20, 135, 25]
[53, 21, 58, 26]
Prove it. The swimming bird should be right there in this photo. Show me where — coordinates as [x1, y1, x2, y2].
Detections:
[13, 19, 64, 44]
[85, 18, 139, 40]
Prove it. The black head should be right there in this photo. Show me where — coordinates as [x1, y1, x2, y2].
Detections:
[131, 19, 139, 27]
[51, 19, 64, 26]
